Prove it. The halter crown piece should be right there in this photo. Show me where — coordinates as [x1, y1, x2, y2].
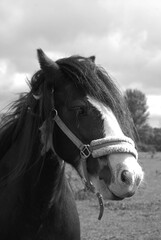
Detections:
[39, 90, 138, 220]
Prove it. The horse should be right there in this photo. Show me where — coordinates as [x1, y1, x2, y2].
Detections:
[0, 49, 144, 240]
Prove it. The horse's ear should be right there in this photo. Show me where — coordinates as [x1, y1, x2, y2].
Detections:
[37, 49, 61, 88]
[37, 48, 59, 72]
[89, 55, 96, 62]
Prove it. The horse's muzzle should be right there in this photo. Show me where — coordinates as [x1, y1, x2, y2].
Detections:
[99, 153, 144, 199]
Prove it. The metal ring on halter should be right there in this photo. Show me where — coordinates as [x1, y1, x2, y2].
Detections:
[80, 145, 91, 159]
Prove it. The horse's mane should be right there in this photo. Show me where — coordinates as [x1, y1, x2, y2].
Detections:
[0, 72, 45, 186]
[0, 55, 135, 186]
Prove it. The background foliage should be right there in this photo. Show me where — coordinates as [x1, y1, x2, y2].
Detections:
[124, 89, 161, 152]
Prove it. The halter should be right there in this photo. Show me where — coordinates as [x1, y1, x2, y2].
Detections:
[44, 107, 137, 219]
[38, 91, 138, 220]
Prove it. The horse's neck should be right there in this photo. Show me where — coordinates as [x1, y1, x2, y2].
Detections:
[24, 153, 80, 240]
[0, 120, 80, 239]
[0, 116, 80, 239]
[27, 152, 65, 216]
[0, 153, 74, 238]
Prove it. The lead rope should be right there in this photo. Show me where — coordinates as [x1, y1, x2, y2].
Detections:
[79, 156, 104, 220]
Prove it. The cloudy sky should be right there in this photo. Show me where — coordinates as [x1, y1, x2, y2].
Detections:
[0, 0, 161, 127]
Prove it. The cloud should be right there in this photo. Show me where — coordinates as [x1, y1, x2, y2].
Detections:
[0, 59, 29, 110]
[0, 0, 161, 126]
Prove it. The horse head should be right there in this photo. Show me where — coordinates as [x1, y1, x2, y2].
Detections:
[36, 49, 144, 206]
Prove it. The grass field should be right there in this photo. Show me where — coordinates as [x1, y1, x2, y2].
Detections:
[66, 152, 161, 240]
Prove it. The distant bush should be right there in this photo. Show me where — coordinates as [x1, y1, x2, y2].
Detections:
[135, 126, 161, 153]
[137, 142, 156, 153]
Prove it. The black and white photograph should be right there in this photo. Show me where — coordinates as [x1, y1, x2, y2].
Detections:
[0, 0, 161, 239]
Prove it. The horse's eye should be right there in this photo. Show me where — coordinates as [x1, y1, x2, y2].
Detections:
[77, 106, 87, 116]
[71, 106, 87, 116]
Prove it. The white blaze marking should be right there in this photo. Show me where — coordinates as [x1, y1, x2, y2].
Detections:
[87, 96, 124, 137]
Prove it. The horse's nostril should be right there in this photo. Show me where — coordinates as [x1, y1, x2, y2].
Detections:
[120, 170, 133, 185]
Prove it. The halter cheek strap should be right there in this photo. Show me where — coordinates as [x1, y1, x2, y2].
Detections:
[49, 109, 104, 219]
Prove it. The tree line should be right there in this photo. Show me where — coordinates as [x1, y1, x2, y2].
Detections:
[124, 89, 161, 152]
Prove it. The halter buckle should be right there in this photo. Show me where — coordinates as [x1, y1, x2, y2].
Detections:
[80, 145, 91, 159]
